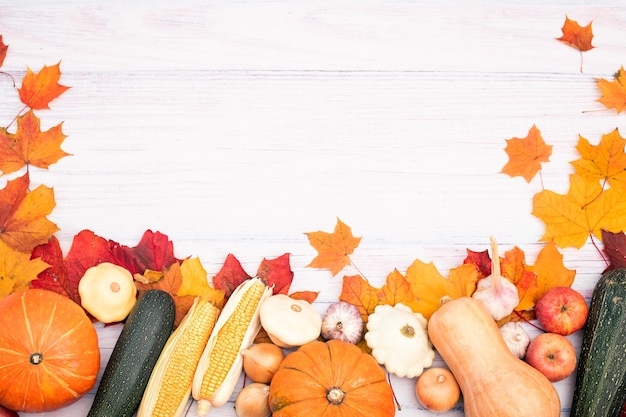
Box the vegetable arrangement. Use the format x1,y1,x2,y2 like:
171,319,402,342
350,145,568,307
0,14,626,417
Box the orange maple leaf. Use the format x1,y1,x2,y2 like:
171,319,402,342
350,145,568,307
0,110,70,175
529,241,575,302
532,173,626,248
571,129,626,190
501,125,552,183
500,246,538,312
556,16,594,52
0,35,7,68
135,261,196,327
339,274,380,323
596,66,626,114
18,62,70,110
305,218,361,276
377,268,419,310
0,173,58,253
556,16,594,72
405,261,479,319
0,239,50,299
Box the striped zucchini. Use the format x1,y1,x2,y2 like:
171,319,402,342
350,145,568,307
87,289,176,417
570,268,626,417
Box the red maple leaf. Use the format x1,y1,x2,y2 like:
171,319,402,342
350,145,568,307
0,35,8,68
256,253,294,295
212,252,294,300
463,248,491,278
109,230,177,275
29,236,69,298
601,229,626,272
213,254,252,299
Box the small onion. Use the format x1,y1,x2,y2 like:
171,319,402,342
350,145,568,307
242,343,285,384
415,367,461,412
235,383,271,417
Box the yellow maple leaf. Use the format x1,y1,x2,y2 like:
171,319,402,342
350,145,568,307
405,260,478,319
571,129,626,190
532,173,626,248
596,66,626,114
0,239,50,299
529,242,576,302
305,218,362,276
178,257,224,308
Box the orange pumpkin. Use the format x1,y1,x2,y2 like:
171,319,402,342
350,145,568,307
0,289,100,413
268,339,396,417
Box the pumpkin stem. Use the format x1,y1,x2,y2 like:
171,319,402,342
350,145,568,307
29,352,43,365
326,387,345,405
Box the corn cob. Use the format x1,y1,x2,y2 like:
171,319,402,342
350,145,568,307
137,296,220,417
192,277,272,416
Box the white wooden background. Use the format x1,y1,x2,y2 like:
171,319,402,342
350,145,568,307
2,1,626,416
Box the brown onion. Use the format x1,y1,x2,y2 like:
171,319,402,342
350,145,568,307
242,342,285,384
415,367,461,412
235,383,271,417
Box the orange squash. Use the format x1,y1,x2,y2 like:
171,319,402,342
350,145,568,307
0,289,100,413
428,297,560,417
268,339,395,417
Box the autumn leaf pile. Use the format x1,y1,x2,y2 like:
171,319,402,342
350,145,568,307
1,15,626,338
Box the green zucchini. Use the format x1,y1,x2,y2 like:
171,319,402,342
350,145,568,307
570,268,626,417
87,289,175,417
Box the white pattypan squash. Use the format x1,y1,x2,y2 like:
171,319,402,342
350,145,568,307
364,303,435,378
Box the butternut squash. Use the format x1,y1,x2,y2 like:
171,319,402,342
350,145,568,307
427,297,560,417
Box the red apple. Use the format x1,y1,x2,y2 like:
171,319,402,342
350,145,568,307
535,286,588,336
525,332,577,382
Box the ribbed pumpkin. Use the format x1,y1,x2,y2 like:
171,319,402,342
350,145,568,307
268,339,396,417
0,289,100,413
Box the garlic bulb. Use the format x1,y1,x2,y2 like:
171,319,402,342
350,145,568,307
499,321,531,359
472,236,520,321
321,301,363,344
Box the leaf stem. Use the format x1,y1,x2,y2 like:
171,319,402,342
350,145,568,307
589,233,609,267
350,258,368,282
513,310,544,332
386,372,402,411
0,70,16,88
5,103,28,130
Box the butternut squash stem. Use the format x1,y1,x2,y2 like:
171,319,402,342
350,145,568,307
489,235,501,291
386,372,402,411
